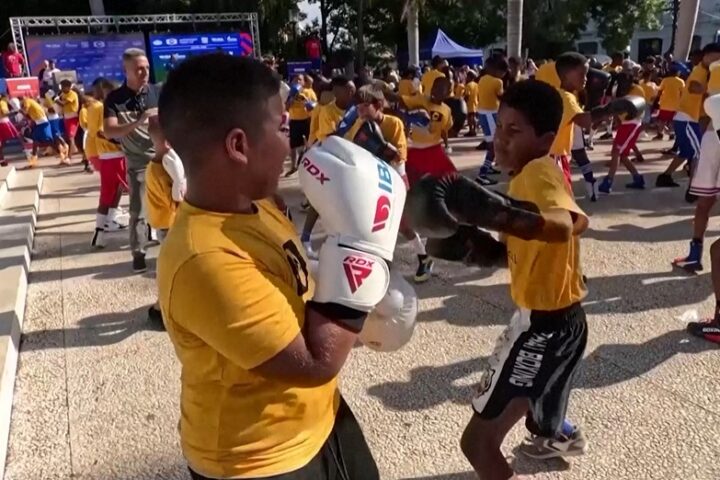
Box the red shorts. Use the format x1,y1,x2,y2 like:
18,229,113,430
613,122,643,156
0,120,18,142
99,155,127,207
64,117,79,140
88,156,100,171
406,144,457,186
657,109,675,122
551,154,572,187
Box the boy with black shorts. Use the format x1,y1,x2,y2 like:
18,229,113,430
285,74,317,176
458,80,589,479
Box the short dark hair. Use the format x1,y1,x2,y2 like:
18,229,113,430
330,75,350,87
59,79,72,88
431,55,443,68
500,79,562,136
702,42,720,55
486,54,509,72
555,52,588,78
159,54,280,162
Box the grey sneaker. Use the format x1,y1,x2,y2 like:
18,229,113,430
519,429,587,459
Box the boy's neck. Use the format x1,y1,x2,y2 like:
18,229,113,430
559,81,574,92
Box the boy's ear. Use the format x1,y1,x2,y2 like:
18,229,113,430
540,131,556,153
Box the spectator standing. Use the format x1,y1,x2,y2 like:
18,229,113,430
1,43,25,78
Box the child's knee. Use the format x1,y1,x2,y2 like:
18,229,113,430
710,239,720,260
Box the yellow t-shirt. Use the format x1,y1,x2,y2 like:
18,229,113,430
309,101,345,144
0,99,8,117
658,76,685,111
535,62,561,88
639,80,658,103
453,83,465,99
287,88,317,121
145,160,176,229
59,89,79,118
465,81,479,112
402,95,453,147
421,69,446,97
476,75,503,111
22,98,47,123
707,61,720,95
344,114,407,162
678,65,708,121
628,84,645,99
549,89,583,156
398,78,418,96
158,200,338,479
506,156,588,310
79,106,88,130
85,100,122,158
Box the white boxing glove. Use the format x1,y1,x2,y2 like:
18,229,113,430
300,136,406,318
359,271,418,352
705,94,720,131
162,148,186,202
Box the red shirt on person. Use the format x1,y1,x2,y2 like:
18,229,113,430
305,38,321,59
1,51,24,77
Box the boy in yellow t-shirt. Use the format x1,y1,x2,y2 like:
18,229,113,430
655,67,685,140
285,74,318,176
146,116,185,238
21,96,66,168
475,55,507,185
464,70,479,137
0,94,19,167
57,79,80,158
157,54,379,480
448,79,589,477
398,68,419,96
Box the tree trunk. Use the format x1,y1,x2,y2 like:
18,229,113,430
406,1,420,67
507,0,523,59
357,0,365,68
320,0,329,54
88,0,106,15
673,0,700,61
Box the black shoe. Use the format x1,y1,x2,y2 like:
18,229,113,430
599,132,613,140
132,254,147,273
475,141,488,151
655,173,679,188
687,319,720,344
685,188,698,204
475,175,498,186
0,160,7,167
414,255,434,284
147,306,165,330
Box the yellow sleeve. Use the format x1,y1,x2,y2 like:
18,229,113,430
316,106,339,142
522,160,588,234
495,78,504,98
563,92,584,126
383,116,407,162
70,91,79,111
169,253,302,370
79,108,88,129
402,94,426,110
308,107,321,145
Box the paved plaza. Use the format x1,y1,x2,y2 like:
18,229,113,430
4,136,720,480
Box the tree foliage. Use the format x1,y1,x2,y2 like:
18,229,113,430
589,0,666,54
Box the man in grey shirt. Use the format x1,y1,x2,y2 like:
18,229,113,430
103,48,162,322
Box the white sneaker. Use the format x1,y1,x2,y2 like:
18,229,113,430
108,208,129,228
91,228,106,249
303,241,318,260
104,219,127,232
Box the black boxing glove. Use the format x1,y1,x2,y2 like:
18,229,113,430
426,225,507,267
352,120,400,163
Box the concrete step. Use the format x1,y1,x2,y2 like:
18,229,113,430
0,168,43,480
0,167,16,208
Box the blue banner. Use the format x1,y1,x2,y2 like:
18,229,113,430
25,33,146,84
148,32,252,82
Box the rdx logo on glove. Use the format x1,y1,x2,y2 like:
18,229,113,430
301,157,330,184
372,162,393,232
343,255,374,293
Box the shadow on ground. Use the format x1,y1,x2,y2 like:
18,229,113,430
20,306,164,352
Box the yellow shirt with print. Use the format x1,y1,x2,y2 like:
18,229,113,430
402,95,453,147
344,113,407,162
678,65,708,121
708,61,720,95
287,87,317,121
398,78,418,96
421,69,445,97
60,89,79,118
549,89,583,156
506,156,588,311
309,101,345,145
476,75,503,111
22,98,47,123
145,160,176,230
465,81,479,112
658,76,684,111
158,200,338,479
535,62,561,88
85,100,122,158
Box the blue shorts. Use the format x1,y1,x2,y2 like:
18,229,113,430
49,118,64,139
477,111,498,141
32,122,54,144
673,120,702,161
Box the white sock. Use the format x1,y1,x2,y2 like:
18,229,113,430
95,213,107,229
410,234,426,256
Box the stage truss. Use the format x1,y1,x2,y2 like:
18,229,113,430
9,12,261,69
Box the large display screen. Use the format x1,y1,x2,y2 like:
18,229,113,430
148,32,253,82
25,33,146,84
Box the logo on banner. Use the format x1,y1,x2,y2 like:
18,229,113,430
166,38,178,46
93,41,105,48
343,256,374,293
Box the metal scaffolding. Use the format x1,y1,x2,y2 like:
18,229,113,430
9,12,261,69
